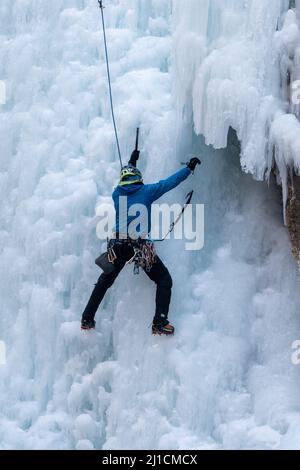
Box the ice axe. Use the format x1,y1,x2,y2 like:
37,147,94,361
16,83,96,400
135,127,140,152
129,127,140,167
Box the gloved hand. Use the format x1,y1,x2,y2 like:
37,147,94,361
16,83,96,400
187,157,201,172
128,150,140,167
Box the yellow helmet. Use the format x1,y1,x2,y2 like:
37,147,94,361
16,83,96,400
119,166,143,187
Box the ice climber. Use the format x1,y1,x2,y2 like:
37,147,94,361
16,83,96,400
81,150,201,336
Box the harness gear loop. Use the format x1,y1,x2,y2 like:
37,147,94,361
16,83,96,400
127,240,157,275
107,238,117,264
98,1,123,169
107,238,157,275
107,246,117,264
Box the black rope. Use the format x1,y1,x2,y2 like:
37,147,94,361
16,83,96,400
98,0,123,169
154,190,194,242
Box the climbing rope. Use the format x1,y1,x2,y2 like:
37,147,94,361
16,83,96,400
98,0,123,169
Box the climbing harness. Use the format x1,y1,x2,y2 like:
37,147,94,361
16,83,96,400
107,241,117,264
127,239,157,275
98,0,123,169
105,237,157,275
154,190,194,242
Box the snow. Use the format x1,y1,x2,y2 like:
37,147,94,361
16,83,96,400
0,0,300,451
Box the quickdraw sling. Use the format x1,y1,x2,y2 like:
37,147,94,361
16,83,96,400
107,238,157,275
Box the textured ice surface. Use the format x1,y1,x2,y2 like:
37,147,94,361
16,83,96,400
173,0,300,206
1,0,300,450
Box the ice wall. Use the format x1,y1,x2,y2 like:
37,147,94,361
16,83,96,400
1,0,300,451
173,0,300,208
0,0,175,449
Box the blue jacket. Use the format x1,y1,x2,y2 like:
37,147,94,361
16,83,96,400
112,167,191,237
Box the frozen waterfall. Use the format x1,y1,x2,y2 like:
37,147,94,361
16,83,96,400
0,0,300,450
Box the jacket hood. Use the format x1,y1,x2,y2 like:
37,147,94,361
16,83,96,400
114,184,144,196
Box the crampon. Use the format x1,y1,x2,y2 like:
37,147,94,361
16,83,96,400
152,323,175,336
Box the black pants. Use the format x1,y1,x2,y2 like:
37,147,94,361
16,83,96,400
82,243,173,325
